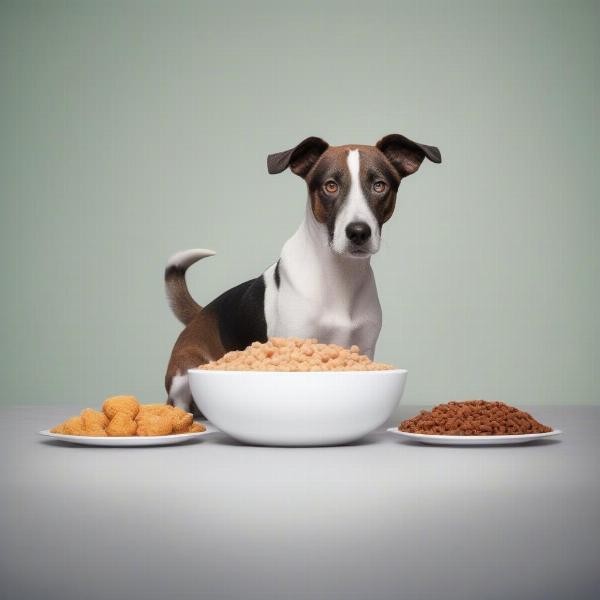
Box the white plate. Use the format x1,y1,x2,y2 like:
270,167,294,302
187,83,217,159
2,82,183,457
39,427,213,447
387,427,562,446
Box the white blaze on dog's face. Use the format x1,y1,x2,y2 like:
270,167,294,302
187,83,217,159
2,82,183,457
304,145,401,259
330,150,380,257
266,135,442,258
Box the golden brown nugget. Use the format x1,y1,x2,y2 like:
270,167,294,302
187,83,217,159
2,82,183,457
136,413,174,436
50,423,65,434
171,407,194,433
106,412,138,437
135,404,194,431
60,416,86,435
80,408,108,434
102,395,140,420
135,404,173,419
84,429,108,437
50,417,78,434
189,422,206,433
52,415,107,436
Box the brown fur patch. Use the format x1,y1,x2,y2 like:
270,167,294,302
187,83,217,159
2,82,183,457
165,308,226,393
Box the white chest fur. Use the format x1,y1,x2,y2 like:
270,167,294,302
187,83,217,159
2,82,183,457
263,202,382,358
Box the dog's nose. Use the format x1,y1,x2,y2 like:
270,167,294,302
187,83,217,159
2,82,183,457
345,222,371,246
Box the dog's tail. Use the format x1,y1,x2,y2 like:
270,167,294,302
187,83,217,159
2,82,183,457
165,249,216,325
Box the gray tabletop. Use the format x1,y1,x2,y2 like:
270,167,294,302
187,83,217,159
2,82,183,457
1,405,599,600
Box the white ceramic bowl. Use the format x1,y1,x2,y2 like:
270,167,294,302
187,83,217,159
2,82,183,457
188,368,407,446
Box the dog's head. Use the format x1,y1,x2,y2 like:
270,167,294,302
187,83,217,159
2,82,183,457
268,135,441,258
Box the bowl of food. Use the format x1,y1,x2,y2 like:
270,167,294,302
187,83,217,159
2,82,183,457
188,338,407,446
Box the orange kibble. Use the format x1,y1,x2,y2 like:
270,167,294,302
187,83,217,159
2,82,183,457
198,338,394,372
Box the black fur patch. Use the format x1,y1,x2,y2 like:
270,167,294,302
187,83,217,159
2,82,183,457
274,260,281,288
204,276,268,351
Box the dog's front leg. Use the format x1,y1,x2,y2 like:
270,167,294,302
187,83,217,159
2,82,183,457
167,371,193,411
166,348,217,419
353,318,382,361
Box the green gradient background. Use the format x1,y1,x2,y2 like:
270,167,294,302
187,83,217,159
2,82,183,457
1,0,598,408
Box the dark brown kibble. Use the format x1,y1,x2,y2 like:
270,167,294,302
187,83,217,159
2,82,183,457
399,400,552,436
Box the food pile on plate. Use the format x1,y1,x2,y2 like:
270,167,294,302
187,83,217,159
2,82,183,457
399,400,552,436
50,395,206,437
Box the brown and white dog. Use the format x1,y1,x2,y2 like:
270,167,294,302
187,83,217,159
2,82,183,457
165,134,441,414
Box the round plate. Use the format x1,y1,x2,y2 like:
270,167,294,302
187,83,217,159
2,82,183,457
387,427,562,446
39,427,213,447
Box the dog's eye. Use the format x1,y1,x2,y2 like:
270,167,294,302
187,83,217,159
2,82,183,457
373,181,387,193
323,180,338,194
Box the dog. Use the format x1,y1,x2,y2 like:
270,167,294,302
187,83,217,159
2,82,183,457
164,134,441,413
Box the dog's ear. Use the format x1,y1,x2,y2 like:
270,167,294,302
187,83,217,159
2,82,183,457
267,137,329,178
376,134,441,178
